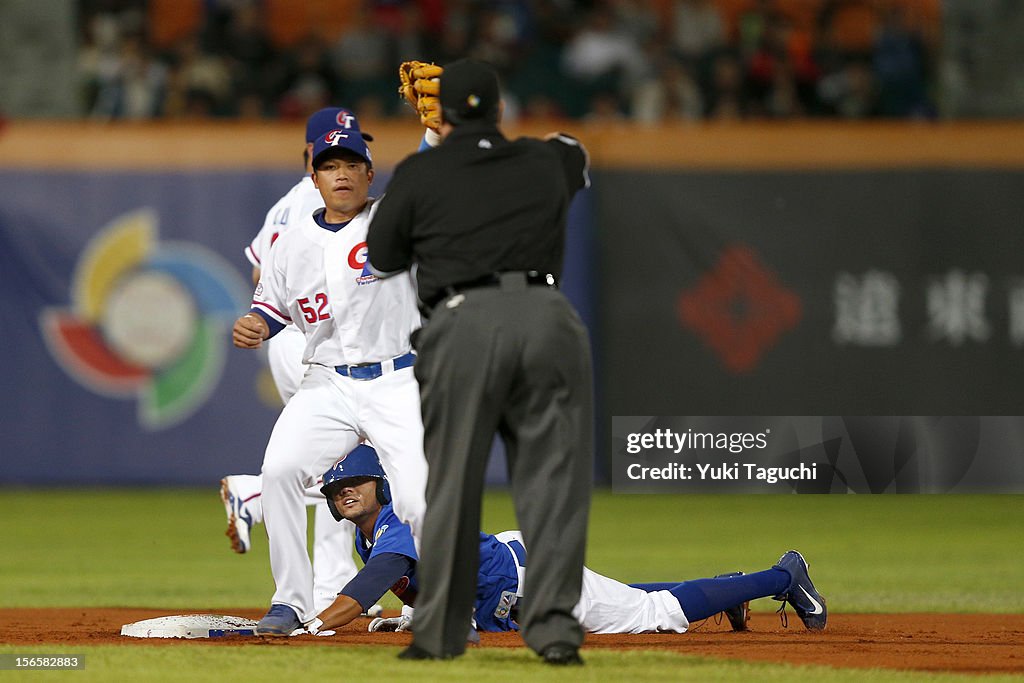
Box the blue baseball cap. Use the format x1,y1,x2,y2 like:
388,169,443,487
305,107,374,143
311,128,374,169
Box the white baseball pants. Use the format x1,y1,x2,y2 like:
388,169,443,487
261,363,427,622
496,531,689,634
263,325,358,612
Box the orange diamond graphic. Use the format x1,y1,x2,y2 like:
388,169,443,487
677,244,802,374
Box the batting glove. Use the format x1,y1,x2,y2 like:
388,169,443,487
304,618,335,636
367,614,412,633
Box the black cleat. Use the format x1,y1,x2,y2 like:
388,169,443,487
541,643,583,665
398,645,440,661
714,572,750,631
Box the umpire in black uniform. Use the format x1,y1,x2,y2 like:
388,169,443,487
367,59,593,664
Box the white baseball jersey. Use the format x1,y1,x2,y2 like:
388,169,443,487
245,176,324,269
252,199,422,367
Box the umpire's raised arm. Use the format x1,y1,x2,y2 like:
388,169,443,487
543,132,591,196
365,162,417,278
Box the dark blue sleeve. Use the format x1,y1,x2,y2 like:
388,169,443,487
249,307,285,339
339,552,415,610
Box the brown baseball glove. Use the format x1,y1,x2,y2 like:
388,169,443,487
398,61,444,131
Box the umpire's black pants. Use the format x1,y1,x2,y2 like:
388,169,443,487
410,282,593,657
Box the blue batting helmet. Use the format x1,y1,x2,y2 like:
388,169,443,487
321,444,391,521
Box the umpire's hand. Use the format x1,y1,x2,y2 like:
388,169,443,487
233,313,269,349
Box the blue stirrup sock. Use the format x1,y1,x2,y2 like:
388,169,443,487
631,568,790,622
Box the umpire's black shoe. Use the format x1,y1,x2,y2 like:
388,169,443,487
398,645,439,661
541,643,583,665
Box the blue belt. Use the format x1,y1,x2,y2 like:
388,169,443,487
335,352,415,380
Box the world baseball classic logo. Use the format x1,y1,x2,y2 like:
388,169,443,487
38,209,248,429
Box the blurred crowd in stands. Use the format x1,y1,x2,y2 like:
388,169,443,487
78,0,940,123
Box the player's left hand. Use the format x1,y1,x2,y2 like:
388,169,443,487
232,313,268,349
301,618,332,636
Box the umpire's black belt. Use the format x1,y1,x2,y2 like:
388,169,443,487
335,352,415,380
424,271,558,310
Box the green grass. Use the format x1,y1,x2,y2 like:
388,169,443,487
2,644,1021,683
1,490,1021,681
579,493,1024,613
1,490,1020,612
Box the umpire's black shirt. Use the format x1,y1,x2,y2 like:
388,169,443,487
366,122,589,307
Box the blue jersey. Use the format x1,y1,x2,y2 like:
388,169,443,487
474,533,523,632
354,504,523,631
354,503,420,605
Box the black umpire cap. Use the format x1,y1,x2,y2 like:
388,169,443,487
440,59,500,125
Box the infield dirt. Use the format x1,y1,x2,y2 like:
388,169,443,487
1,608,1021,675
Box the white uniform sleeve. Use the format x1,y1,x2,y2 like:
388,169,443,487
251,237,292,329
245,195,289,268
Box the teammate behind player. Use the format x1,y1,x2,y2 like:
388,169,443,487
231,110,428,637
306,449,827,639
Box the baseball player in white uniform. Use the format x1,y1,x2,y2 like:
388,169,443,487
220,108,373,616
231,114,429,636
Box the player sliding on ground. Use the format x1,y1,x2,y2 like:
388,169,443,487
303,445,827,637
